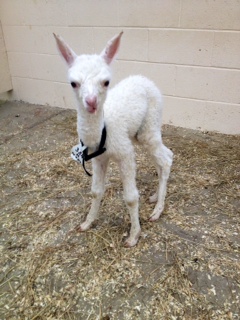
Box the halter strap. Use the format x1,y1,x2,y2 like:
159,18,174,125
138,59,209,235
80,126,107,176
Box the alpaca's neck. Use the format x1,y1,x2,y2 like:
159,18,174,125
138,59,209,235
77,107,104,150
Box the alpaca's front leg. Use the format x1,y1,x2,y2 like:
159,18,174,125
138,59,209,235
119,155,141,247
79,157,108,231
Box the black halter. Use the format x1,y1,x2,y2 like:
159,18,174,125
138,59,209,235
80,126,107,176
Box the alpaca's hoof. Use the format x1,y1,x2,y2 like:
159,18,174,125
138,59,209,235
77,221,91,232
124,231,141,248
124,238,138,248
149,214,159,222
149,207,163,222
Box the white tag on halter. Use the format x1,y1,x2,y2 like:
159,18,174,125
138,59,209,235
71,144,87,164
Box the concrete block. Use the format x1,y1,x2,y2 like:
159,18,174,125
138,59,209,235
163,96,240,134
13,77,55,106
54,82,76,109
149,29,214,66
202,101,240,134
0,23,5,52
30,53,67,82
67,0,118,27
118,0,180,27
7,53,68,103
0,0,68,26
0,51,12,93
180,0,240,30
9,77,19,100
3,26,50,54
176,66,240,104
212,32,240,69
8,52,33,78
163,96,206,130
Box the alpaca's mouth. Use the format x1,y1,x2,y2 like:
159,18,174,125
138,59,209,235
87,105,97,114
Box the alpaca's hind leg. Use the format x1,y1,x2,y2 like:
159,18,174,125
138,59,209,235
149,165,160,203
149,143,173,221
79,157,109,231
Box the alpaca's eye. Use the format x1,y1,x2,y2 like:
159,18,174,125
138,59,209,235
71,82,78,88
104,80,110,87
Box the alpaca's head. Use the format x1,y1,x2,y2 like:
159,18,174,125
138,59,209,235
54,32,123,114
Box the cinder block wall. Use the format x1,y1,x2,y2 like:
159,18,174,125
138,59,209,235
0,21,12,94
0,0,239,134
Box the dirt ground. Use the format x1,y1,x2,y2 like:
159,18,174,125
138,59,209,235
0,101,239,320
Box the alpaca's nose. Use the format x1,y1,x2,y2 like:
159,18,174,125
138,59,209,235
86,96,97,108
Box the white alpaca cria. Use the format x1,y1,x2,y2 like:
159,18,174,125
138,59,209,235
54,32,173,247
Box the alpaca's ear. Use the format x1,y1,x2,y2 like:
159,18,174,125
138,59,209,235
101,32,123,65
53,33,77,66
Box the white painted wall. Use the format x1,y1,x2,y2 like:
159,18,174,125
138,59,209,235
0,0,239,134
0,21,12,94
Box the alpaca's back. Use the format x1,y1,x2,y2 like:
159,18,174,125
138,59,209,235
104,75,163,146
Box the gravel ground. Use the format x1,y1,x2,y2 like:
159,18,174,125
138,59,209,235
0,101,239,320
